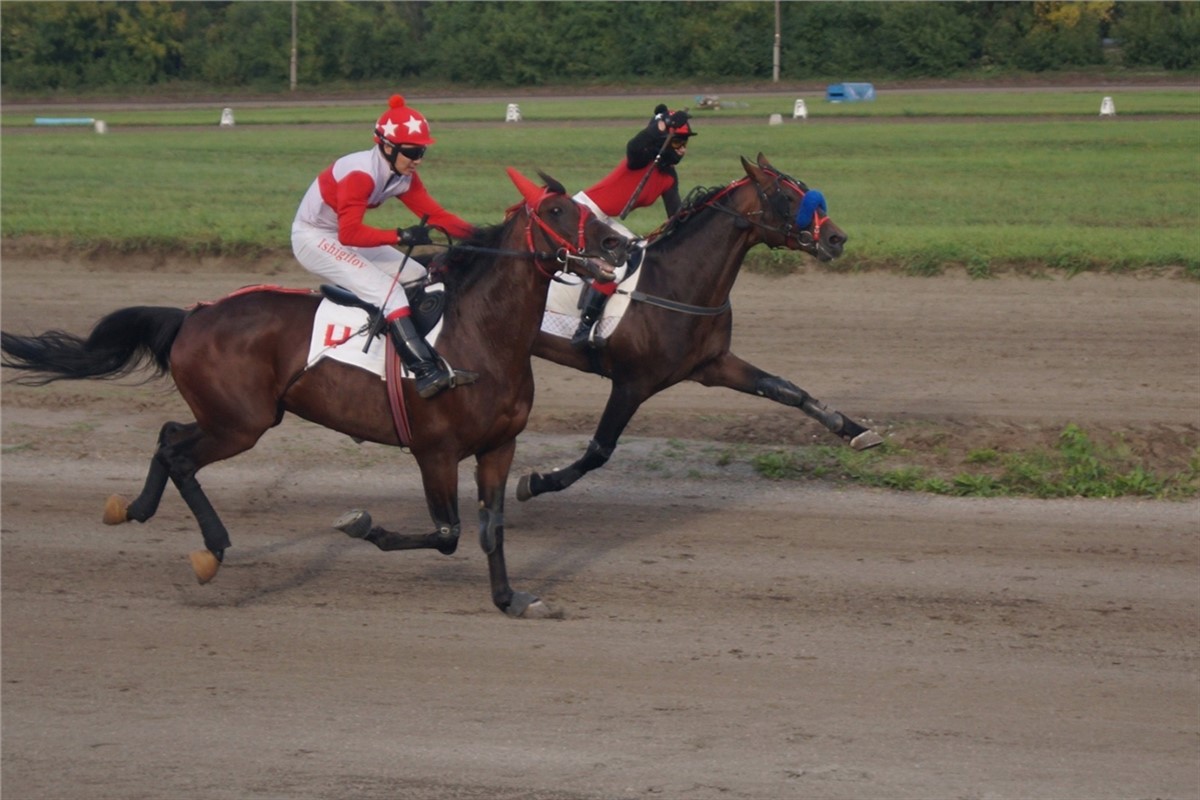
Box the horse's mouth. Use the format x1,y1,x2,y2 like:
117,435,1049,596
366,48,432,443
589,259,618,282
816,242,843,262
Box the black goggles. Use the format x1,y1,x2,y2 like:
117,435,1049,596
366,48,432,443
394,143,427,161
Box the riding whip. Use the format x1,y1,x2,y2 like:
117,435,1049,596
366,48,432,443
618,128,677,221
363,213,429,353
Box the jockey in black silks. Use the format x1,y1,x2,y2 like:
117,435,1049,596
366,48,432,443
568,103,695,348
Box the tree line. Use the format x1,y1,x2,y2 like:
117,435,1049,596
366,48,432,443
2,1,1196,93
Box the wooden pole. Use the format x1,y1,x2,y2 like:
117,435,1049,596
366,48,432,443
289,0,298,92
773,0,781,83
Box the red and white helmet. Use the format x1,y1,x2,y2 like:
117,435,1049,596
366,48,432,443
373,94,435,147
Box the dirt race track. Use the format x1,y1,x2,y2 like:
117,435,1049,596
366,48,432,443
2,255,1197,800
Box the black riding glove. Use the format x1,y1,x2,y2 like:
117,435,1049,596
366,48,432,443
397,225,433,247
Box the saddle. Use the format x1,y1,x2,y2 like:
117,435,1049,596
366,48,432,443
319,282,444,340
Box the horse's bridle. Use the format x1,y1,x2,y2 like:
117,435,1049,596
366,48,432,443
440,194,608,280
688,171,825,253
622,169,827,318
745,171,828,251
521,191,599,279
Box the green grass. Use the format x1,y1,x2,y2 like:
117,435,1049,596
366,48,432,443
749,424,1200,500
2,89,1198,273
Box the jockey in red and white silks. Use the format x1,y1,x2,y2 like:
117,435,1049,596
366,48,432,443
292,95,473,324
291,94,477,398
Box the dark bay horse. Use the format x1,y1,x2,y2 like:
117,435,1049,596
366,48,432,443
519,153,881,501
1,170,629,618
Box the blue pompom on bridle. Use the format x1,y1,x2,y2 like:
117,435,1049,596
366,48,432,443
795,189,827,228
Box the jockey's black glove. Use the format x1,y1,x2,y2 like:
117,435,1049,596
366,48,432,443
397,225,433,247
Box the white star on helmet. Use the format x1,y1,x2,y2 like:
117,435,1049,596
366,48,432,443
380,120,399,140
404,116,425,136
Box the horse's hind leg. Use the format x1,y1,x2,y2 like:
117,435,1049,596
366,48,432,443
108,420,249,584
163,421,250,582
104,422,185,525
693,352,883,449
103,451,168,525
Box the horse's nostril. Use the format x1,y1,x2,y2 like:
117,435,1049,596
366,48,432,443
604,236,622,252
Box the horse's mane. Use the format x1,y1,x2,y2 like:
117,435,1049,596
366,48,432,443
439,220,511,299
649,182,739,242
438,184,568,299
682,182,734,213
648,166,810,245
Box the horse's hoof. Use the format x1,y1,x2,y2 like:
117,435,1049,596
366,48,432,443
519,600,561,619
189,550,220,584
102,494,130,525
850,429,884,450
334,509,372,539
505,592,561,619
516,474,535,502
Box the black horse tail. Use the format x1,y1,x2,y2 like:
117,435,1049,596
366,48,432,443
1,306,186,386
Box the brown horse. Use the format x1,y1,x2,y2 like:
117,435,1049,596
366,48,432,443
1,170,630,618
519,153,881,501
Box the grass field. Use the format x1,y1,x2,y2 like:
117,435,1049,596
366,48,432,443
3,88,1197,275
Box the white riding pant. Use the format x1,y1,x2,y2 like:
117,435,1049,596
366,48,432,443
291,226,427,320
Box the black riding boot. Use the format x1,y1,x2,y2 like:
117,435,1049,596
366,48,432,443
571,286,610,349
389,316,475,399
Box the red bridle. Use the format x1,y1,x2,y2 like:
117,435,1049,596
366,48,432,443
518,190,595,278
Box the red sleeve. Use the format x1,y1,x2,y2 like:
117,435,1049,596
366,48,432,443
334,170,401,247
399,173,476,239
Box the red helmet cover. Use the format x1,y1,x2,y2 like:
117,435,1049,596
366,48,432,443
374,94,435,147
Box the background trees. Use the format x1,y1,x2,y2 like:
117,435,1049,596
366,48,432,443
1,1,1194,93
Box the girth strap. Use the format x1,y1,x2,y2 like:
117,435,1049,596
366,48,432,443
623,290,731,316
384,339,414,448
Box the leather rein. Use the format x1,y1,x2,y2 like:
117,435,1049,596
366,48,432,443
439,194,607,283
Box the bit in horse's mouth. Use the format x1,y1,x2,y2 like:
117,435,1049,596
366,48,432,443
590,260,617,281
817,244,841,263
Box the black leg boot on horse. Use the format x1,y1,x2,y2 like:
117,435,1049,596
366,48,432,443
571,284,610,349
389,315,477,399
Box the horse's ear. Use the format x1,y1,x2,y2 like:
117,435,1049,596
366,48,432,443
506,167,544,206
741,155,767,184
756,152,777,172
537,171,567,196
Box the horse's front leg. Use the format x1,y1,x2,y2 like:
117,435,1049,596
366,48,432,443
692,352,883,449
334,453,461,555
477,441,554,618
517,381,650,501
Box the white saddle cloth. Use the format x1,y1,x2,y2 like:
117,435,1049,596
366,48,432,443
306,286,446,379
